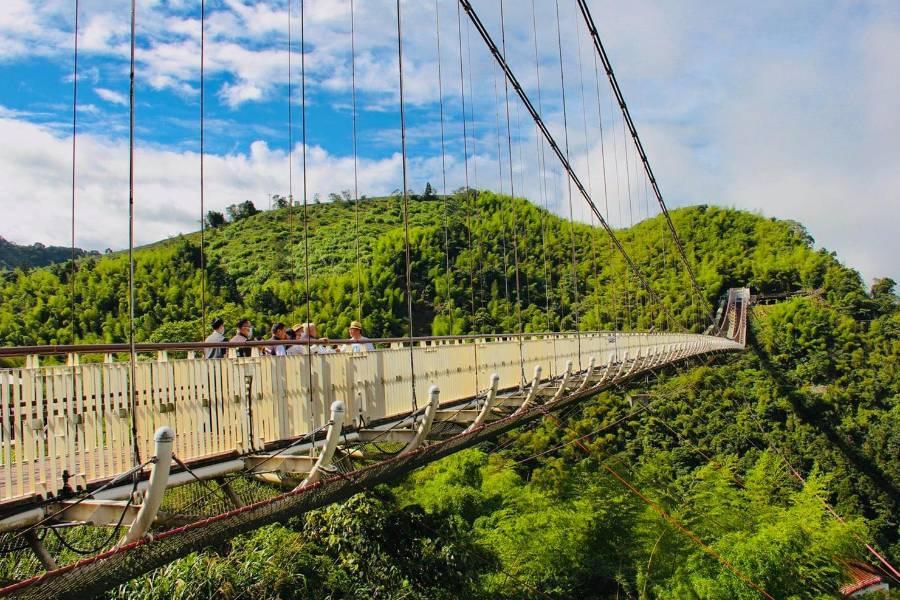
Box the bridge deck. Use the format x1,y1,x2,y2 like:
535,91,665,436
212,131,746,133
0,332,740,508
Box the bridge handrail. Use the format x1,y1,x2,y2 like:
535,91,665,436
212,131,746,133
0,330,653,359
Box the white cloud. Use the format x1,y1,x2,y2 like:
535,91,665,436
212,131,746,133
95,87,127,106
1,0,898,286
0,113,408,250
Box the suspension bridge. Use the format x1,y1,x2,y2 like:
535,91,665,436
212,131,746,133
0,0,797,597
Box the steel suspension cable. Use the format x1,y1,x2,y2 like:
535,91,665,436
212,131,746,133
127,0,141,467
350,0,362,321
462,16,484,308
301,0,315,418
574,10,602,330
620,109,634,331
434,0,453,332
395,0,418,411
455,2,475,326
287,0,296,302
457,0,681,333
575,0,711,324
498,0,525,384
591,37,616,332
455,0,478,390
199,0,207,330
745,410,900,584
530,0,552,337
554,0,582,367
489,61,511,307
537,410,776,600
70,0,79,346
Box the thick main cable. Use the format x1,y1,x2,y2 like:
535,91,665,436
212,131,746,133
575,0,710,323
457,0,671,322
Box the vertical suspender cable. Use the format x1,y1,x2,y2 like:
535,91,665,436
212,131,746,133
455,1,478,392
300,0,316,421
530,0,557,373
395,0,417,411
70,0,79,346
622,108,634,332
591,39,616,333
127,0,141,467
350,0,362,321
554,0,582,367
463,18,485,308
199,0,206,329
287,0,296,304
434,0,453,333
575,11,602,331
610,93,630,331
492,63,510,306
498,0,526,383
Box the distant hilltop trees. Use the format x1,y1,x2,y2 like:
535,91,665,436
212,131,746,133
205,184,443,230
0,236,99,271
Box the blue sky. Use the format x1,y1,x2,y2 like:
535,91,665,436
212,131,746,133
1,0,898,284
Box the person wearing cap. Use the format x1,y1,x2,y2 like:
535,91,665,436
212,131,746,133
204,317,226,359
340,320,374,353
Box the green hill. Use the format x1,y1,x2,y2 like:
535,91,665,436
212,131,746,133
0,191,897,598
0,191,869,347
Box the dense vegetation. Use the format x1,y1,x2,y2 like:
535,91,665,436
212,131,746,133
1,192,897,598
0,236,96,272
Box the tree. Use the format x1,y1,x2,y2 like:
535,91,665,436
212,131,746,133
272,195,290,210
225,200,259,222
423,182,436,199
870,277,897,316
205,210,226,228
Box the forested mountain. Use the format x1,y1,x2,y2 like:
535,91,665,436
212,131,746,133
0,236,97,272
0,191,859,347
0,192,897,598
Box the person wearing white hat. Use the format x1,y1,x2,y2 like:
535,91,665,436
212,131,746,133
340,320,374,353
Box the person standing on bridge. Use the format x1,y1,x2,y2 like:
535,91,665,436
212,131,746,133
204,317,227,359
266,322,288,356
230,318,253,357
340,320,375,353
287,322,329,355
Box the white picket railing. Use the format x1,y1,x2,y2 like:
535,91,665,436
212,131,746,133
0,331,740,504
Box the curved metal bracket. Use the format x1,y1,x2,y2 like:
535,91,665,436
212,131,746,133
514,365,543,415
465,374,500,433
401,386,440,455
575,356,595,393
550,361,572,403
299,401,345,488
120,427,173,546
